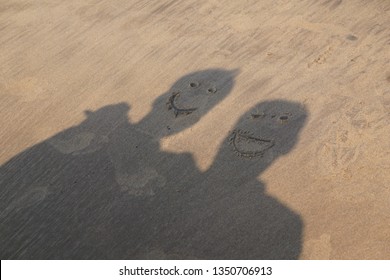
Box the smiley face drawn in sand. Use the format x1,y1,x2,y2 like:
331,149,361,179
140,69,238,137
229,101,306,159
167,80,220,117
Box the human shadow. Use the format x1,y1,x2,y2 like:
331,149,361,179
150,100,308,259
0,69,307,259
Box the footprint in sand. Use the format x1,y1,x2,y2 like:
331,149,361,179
115,168,166,196
1,186,49,218
48,132,109,155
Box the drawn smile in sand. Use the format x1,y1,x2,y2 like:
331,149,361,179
229,129,275,158
167,92,197,117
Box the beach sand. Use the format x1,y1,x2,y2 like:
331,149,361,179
0,0,389,259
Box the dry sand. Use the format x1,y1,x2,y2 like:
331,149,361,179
0,0,389,259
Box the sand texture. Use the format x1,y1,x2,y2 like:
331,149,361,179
0,0,389,259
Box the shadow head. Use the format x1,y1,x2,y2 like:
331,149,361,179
230,100,307,161
82,102,130,131
152,68,239,135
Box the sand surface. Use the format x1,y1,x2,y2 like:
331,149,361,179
0,0,389,259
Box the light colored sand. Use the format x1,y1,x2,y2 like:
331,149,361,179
0,0,389,259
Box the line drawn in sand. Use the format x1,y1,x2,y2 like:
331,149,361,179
315,97,389,178
308,46,334,67
167,92,197,117
229,129,275,158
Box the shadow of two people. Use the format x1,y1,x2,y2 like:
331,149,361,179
0,69,307,259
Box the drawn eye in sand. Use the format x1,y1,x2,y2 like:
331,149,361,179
251,111,290,122
229,129,275,158
189,81,199,88
279,115,289,123
207,86,217,93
